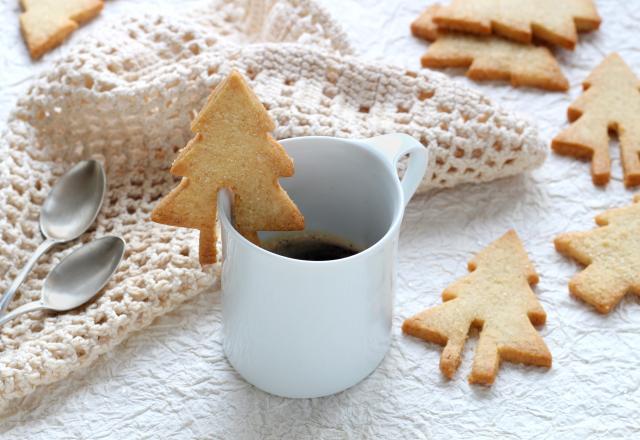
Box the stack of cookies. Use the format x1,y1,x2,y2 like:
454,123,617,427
411,0,601,91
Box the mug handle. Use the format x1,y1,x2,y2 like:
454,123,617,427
363,133,428,206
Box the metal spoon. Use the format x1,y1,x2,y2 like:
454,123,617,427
0,236,125,326
0,160,106,315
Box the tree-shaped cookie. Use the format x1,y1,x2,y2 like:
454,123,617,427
151,70,304,265
403,231,551,385
552,54,640,187
20,0,104,59
413,5,568,91
555,196,640,314
433,0,601,50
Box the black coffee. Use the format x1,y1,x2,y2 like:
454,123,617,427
263,233,361,261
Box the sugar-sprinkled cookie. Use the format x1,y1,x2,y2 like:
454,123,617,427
403,230,551,385
555,196,640,314
433,0,601,50
552,54,640,187
20,0,104,59
151,70,304,264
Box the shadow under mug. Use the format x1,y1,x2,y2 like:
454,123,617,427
219,133,427,398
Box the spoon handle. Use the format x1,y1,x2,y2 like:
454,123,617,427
0,238,57,315
0,301,47,326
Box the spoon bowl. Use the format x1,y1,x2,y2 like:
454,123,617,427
41,160,106,241
0,237,125,326
43,236,125,311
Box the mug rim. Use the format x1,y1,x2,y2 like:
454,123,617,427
218,135,406,265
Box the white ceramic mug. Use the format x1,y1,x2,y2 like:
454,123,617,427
219,133,427,398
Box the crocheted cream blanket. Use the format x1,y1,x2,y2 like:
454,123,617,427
0,0,546,404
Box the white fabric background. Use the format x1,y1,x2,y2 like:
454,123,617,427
1,0,639,438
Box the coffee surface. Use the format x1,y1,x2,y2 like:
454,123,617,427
263,233,362,261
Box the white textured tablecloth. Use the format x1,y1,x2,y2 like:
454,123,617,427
2,0,639,438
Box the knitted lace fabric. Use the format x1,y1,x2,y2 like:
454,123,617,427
0,0,546,403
